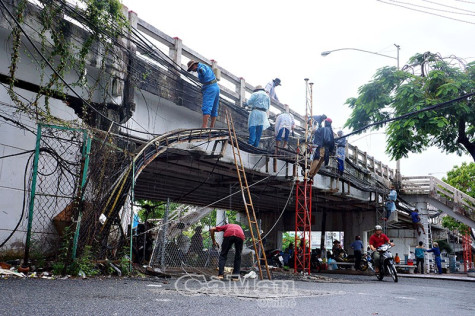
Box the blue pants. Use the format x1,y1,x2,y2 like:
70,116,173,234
276,128,290,141
435,256,442,274
201,84,220,117
249,125,263,147
337,158,344,175
386,201,396,219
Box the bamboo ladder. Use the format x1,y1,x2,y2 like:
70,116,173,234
224,109,272,280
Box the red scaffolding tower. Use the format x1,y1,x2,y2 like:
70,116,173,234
294,179,312,274
294,79,314,274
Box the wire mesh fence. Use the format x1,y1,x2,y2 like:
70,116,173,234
24,123,134,267
27,125,85,257
146,206,258,276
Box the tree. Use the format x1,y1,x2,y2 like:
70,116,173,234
443,162,475,199
281,231,295,251
136,200,177,222
442,216,470,235
345,52,475,161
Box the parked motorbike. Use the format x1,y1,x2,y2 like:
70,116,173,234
373,243,398,282
334,250,369,271
310,249,326,272
264,249,284,268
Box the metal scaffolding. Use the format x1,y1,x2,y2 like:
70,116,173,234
294,79,313,274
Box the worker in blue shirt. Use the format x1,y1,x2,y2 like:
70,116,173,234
427,242,442,274
335,130,347,177
350,235,364,270
384,186,397,220
245,85,270,147
187,60,220,128
411,208,426,236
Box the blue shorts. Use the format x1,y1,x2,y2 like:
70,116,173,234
201,84,220,117
276,128,290,141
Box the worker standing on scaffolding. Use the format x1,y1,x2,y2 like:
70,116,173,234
246,85,270,147
335,130,347,177
307,114,327,148
384,185,397,220
265,78,281,101
274,104,295,154
210,223,245,280
308,118,334,179
309,114,327,130
187,60,220,128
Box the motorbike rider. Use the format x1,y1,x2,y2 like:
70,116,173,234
369,225,395,273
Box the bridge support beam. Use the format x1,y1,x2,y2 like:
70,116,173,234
415,201,431,273
215,209,226,246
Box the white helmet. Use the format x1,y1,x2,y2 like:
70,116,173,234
375,225,382,230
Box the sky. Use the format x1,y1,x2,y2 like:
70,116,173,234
121,0,474,178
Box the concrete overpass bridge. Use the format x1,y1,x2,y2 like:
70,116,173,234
0,1,473,260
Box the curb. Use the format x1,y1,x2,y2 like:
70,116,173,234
398,274,475,282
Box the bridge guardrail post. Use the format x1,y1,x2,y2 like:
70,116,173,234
170,37,183,69
237,77,246,108
353,146,358,165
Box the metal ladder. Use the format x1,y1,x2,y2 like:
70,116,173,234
224,109,272,280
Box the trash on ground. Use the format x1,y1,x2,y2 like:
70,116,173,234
0,268,25,277
243,271,257,279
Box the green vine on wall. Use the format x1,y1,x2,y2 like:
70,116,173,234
6,0,128,126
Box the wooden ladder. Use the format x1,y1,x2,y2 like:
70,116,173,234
224,109,272,280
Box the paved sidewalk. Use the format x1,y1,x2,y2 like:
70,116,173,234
318,268,475,282
398,273,475,282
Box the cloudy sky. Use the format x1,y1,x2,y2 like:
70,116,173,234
122,0,474,178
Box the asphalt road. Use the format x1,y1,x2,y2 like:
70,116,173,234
1,274,474,316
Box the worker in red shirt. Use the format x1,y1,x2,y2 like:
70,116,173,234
369,225,394,273
210,223,245,279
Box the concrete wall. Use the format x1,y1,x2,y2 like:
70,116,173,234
0,87,81,254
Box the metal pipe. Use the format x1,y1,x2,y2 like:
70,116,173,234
129,161,136,272
160,198,170,269
72,132,92,259
23,124,42,268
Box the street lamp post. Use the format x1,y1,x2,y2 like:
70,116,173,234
321,44,400,69
322,44,402,185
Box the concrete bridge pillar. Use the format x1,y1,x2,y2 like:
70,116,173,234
416,201,431,272
215,209,226,246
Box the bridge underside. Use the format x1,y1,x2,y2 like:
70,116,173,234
134,146,381,214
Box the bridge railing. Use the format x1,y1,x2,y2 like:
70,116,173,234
401,176,475,214
345,143,394,180
136,18,305,129
135,16,396,181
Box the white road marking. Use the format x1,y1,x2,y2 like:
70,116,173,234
395,296,416,300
